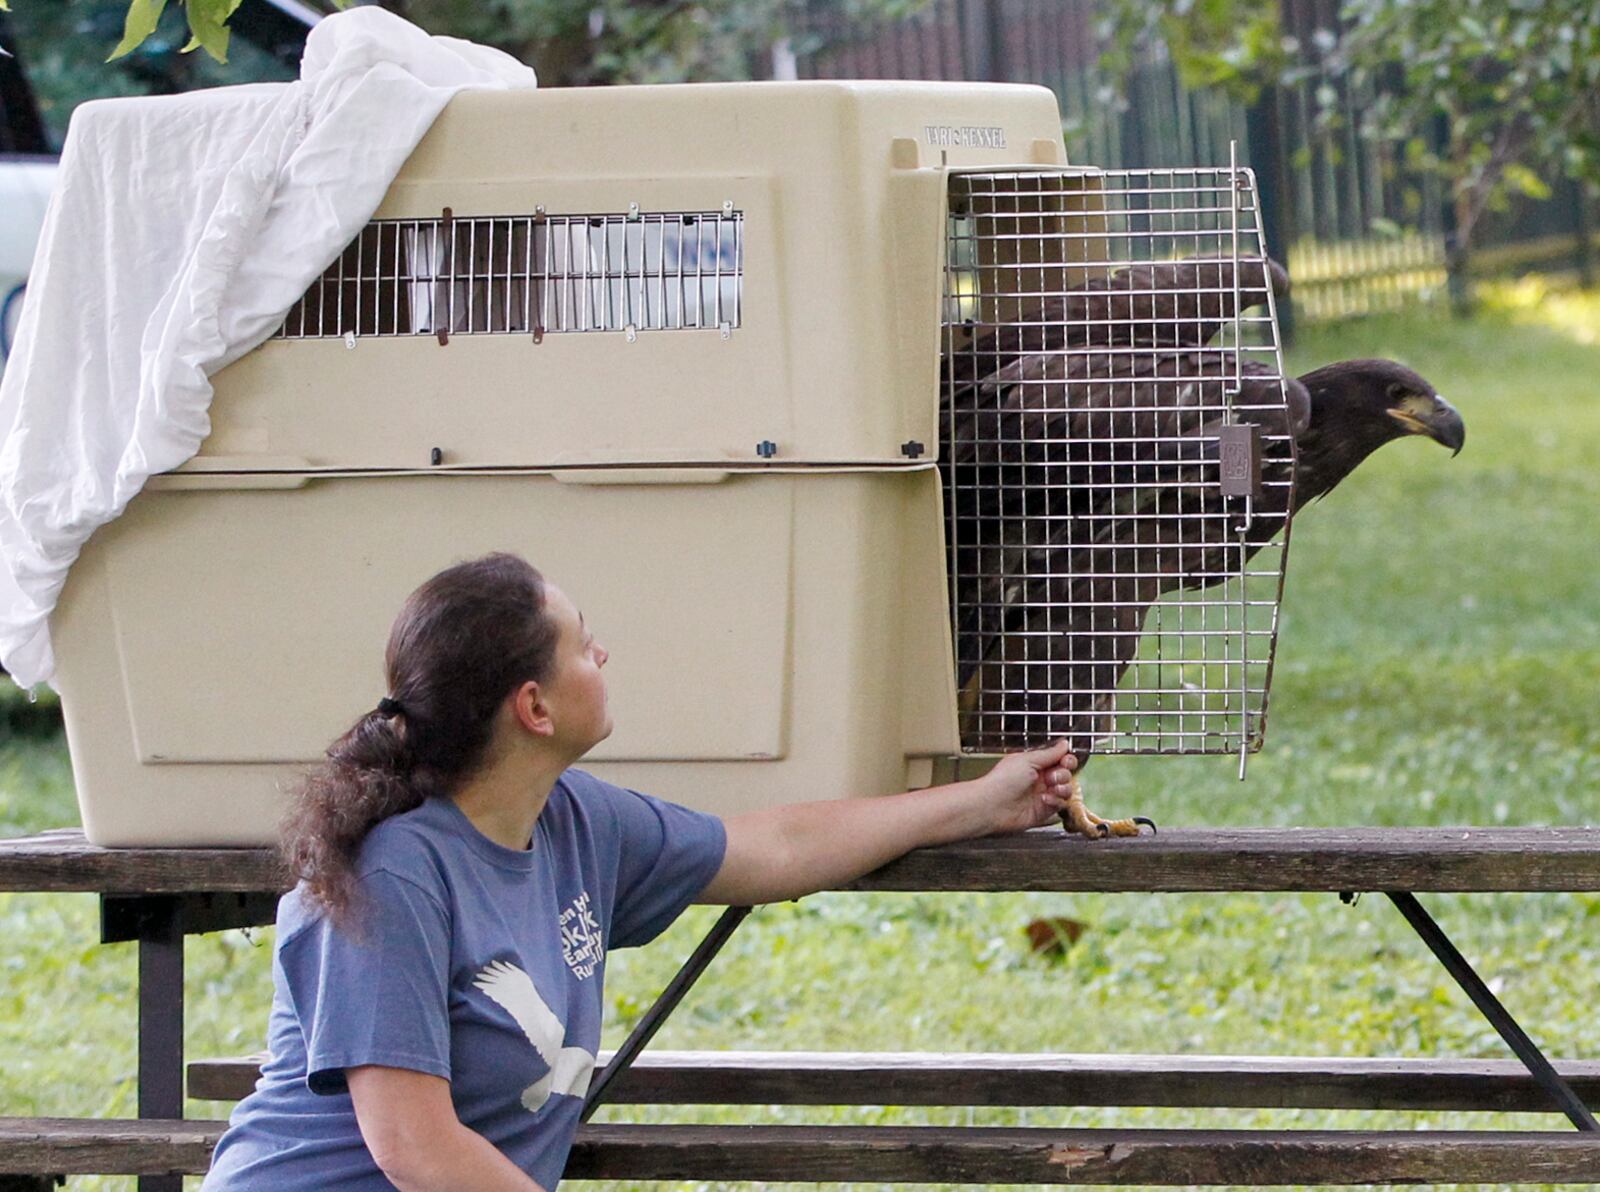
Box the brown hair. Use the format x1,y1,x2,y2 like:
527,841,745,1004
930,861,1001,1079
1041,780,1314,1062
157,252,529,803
279,552,562,925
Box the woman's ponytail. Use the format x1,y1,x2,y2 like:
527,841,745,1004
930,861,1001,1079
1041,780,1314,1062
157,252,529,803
279,708,424,925
278,553,560,927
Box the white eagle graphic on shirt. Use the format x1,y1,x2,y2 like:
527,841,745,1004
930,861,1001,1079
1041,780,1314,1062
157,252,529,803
471,960,596,1112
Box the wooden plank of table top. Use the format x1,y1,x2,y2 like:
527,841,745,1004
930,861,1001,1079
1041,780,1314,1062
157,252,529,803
565,1124,1600,1184
188,1050,1600,1114
5,826,1600,894
850,826,1600,893
0,829,289,894
0,1118,224,1175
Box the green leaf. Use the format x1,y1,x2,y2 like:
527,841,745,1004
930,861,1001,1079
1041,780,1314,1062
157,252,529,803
107,0,170,62
1504,162,1553,200
182,0,246,64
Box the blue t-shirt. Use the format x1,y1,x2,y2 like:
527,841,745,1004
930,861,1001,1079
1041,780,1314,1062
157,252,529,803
202,769,727,1190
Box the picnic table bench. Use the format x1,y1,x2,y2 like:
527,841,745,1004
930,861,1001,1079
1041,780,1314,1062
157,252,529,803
3,825,1600,1187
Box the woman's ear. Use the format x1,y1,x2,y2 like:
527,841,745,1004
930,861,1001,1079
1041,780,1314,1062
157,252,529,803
510,680,555,738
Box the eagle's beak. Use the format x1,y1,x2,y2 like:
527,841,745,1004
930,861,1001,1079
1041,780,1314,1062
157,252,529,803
1387,393,1465,457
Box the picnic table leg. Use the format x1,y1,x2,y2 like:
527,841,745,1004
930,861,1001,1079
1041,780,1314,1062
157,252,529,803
1384,890,1599,1132
140,900,185,1192
103,895,187,1192
581,905,753,1122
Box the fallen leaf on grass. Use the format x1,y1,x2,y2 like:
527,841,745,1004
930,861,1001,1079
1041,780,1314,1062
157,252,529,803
1025,917,1089,955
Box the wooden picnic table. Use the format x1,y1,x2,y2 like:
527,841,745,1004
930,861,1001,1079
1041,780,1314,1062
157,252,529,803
3,824,1600,1187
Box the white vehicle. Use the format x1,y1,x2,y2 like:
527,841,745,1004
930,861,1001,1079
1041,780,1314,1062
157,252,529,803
0,155,58,369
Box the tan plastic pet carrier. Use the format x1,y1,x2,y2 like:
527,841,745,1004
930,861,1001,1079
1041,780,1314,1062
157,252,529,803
53,81,1294,845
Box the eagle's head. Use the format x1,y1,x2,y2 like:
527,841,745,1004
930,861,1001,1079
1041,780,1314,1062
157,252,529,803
1292,358,1465,509
1303,358,1466,456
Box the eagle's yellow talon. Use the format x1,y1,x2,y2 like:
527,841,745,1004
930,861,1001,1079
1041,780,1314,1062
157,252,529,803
1058,788,1101,840
1058,784,1153,841
1097,817,1146,838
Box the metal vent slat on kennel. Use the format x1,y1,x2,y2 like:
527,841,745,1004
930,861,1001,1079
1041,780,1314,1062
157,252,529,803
940,164,1295,762
275,209,744,340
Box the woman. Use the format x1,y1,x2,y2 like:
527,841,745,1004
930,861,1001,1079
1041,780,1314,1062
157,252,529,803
202,552,1077,1191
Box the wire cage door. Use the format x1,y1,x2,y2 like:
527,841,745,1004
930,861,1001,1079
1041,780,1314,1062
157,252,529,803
940,162,1296,769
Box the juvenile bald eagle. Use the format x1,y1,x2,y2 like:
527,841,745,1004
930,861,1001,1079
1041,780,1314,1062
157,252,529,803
941,259,1465,838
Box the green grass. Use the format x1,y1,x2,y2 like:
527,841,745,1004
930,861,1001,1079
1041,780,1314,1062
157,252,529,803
2,285,1598,1190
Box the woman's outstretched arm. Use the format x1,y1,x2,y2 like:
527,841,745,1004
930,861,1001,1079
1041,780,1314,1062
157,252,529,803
698,740,1077,906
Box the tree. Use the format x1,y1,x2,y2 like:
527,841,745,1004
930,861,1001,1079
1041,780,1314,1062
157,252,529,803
1097,0,1600,299
0,0,303,64
1329,0,1599,289
379,0,811,86
6,0,934,158
3,0,929,85
2,0,300,147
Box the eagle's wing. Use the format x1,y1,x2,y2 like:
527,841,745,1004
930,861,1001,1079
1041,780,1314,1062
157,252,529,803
952,347,1219,752
949,344,1230,646
942,256,1289,403
942,254,1299,756
472,959,562,1064
951,354,1305,755
474,960,598,1110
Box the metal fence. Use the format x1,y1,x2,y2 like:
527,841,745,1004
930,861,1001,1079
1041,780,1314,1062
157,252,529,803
777,0,1594,328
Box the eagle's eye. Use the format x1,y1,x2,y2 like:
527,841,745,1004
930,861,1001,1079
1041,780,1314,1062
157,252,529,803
1385,383,1408,402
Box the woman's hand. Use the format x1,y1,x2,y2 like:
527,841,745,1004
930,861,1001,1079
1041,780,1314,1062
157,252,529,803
967,738,1079,836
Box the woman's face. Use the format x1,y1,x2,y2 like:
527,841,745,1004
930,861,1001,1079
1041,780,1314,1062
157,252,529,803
538,583,612,756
